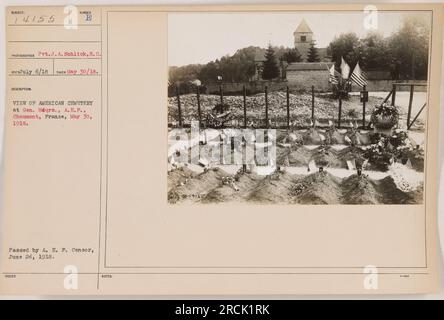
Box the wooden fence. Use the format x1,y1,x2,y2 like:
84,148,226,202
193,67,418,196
377,82,427,130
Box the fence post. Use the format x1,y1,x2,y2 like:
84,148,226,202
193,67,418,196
362,85,366,128
265,85,269,128
407,84,414,129
311,85,315,123
391,84,397,106
219,85,223,104
408,102,426,130
176,86,182,127
243,85,247,128
242,85,247,172
338,94,342,128
286,86,290,130
196,85,201,127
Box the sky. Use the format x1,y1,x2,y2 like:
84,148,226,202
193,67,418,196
168,11,431,67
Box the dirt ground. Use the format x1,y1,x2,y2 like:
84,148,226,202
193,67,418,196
168,168,423,205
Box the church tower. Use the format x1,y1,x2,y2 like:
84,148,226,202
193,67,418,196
293,19,313,62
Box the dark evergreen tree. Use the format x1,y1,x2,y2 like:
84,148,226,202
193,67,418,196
262,45,280,80
307,41,320,62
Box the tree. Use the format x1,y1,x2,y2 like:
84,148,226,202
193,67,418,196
307,41,320,62
388,15,430,80
196,46,259,83
281,48,301,63
261,44,280,80
355,32,391,71
223,47,257,81
198,61,220,83
327,33,360,68
326,16,430,80
169,64,203,84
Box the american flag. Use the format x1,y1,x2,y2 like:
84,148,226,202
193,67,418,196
329,64,340,85
350,62,368,87
340,57,350,80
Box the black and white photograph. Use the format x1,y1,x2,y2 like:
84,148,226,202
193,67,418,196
2,2,444,299
167,11,431,205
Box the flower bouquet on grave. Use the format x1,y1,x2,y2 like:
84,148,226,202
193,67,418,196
370,103,399,135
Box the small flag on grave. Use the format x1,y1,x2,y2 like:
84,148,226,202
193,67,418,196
350,62,368,87
329,64,339,84
340,57,350,79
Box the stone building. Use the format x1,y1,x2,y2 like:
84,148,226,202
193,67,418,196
286,62,334,91
293,19,330,62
